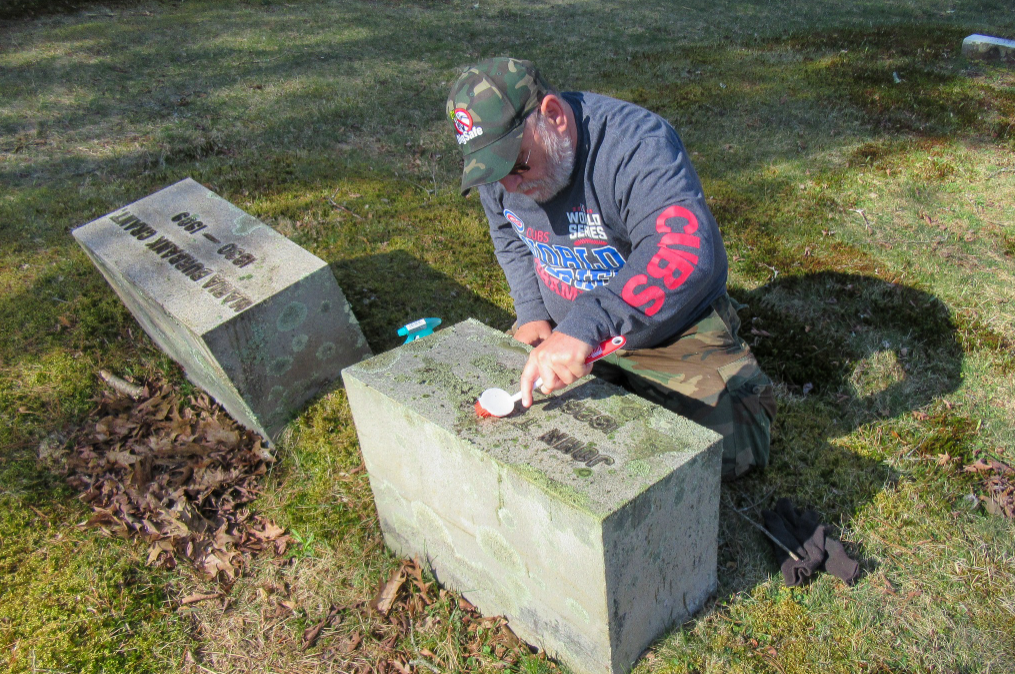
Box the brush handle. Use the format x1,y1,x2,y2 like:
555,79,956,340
511,377,543,403
585,335,626,362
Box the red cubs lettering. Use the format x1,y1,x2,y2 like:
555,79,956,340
526,227,549,243
660,232,700,249
621,275,666,316
647,247,698,290
655,204,699,234
622,205,703,316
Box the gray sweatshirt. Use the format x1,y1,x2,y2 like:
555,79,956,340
479,92,728,350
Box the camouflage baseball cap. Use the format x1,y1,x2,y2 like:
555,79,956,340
446,57,549,195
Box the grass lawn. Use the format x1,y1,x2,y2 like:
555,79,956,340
2,0,1014,672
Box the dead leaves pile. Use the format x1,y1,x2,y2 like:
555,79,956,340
962,458,1015,518
66,381,289,584
934,450,1015,518
303,559,538,673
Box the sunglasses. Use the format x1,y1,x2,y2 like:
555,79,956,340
509,148,532,176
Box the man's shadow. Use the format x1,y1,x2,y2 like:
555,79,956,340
329,250,514,353
709,271,963,595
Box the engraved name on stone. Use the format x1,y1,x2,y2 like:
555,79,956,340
108,207,257,313
538,428,615,467
508,398,620,467
545,397,620,434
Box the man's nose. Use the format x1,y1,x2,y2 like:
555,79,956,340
498,173,523,192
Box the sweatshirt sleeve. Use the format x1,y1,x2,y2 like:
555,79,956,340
555,135,728,349
479,186,552,327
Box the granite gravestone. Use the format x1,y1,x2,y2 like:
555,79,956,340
73,178,372,441
962,34,1015,62
342,319,722,674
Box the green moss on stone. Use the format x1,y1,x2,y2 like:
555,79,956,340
509,464,600,518
626,459,651,477
477,527,525,576
355,349,399,372
630,426,689,460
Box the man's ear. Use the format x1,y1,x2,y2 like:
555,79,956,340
539,95,569,135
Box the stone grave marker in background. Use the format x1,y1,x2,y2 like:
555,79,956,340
342,319,722,674
962,34,1015,62
73,178,372,442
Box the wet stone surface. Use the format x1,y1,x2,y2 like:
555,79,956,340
343,319,722,674
73,178,371,441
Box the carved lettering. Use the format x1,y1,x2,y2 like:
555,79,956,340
111,210,157,240
146,237,174,254
590,415,620,434
172,212,206,234
200,275,251,311
110,210,253,313
221,290,245,305
537,429,614,468
176,259,201,274
217,242,257,268
550,398,620,435
510,418,539,433
553,438,584,455
538,429,568,446
586,454,614,467
110,210,133,225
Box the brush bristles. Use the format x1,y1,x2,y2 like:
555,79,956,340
474,400,493,417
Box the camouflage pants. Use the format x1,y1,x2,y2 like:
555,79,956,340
593,293,777,480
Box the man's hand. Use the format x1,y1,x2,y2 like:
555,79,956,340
512,320,553,346
520,332,594,408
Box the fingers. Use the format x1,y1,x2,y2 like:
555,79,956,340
519,333,595,407
519,356,542,408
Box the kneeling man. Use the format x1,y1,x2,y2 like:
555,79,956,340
447,57,776,479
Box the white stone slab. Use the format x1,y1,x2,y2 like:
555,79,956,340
342,319,722,674
73,178,371,441
962,34,1015,62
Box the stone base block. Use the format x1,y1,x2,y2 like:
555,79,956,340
73,178,372,441
342,319,721,674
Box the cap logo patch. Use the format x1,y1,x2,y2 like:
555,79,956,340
453,108,484,145
453,108,474,134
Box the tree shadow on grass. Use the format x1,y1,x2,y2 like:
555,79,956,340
706,271,962,601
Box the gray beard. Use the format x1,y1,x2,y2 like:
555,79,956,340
518,114,576,203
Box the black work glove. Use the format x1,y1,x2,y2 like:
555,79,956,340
761,498,859,587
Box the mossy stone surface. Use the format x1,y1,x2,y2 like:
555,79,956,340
72,178,372,441
343,319,723,674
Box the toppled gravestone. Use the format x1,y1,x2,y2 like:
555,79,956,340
72,178,371,442
962,34,1015,62
342,319,722,674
